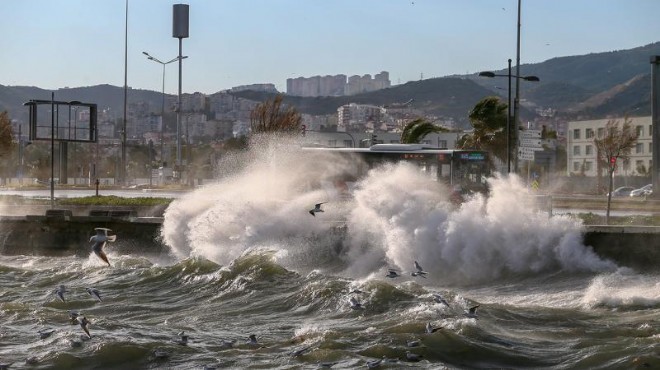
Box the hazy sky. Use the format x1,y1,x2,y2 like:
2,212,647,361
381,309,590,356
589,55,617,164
1,0,659,95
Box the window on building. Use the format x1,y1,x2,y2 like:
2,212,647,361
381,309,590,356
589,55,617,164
597,127,605,138
343,140,353,147
438,140,447,148
573,145,581,155
636,125,644,136
573,162,580,171
649,125,653,136
328,140,337,147
636,143,643,154
585,161,593,171
573,129,581,140
586,128,594,138
636,160,644,172
585,145,593,155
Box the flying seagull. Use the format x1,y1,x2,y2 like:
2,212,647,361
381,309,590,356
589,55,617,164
406,351,423,362
89,228,116,266
411,261,428,278
86,287,103,302
54,285,67,303
366,357,384,368
385,269,401,278
246,334,259,346
173,331,189,346
77,315,91,338
464,305,480,319
308,202,326,216
348,296,364,310
425,322,441,333
432,293,449,306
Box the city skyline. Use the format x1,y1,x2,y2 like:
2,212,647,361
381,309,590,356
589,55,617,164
1,0,659,95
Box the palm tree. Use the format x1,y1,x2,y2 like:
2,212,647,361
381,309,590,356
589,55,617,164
400,118,449,144
457,97,507,163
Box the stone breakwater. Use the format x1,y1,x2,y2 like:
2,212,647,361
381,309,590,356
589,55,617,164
0,215,658,271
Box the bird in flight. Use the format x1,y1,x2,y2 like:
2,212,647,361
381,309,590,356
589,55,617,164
464,305,480,319
309,202,326,216
54,285,67,302
86,287,103,302
385,269,401,278
90,228,116,266
411,260,428,278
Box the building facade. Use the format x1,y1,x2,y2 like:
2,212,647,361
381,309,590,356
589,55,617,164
566,116,653,176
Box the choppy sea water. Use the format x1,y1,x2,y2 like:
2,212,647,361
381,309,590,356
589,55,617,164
1,141,659,369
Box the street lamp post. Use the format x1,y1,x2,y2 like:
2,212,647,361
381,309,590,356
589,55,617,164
478,66,539,173
142,52,187,166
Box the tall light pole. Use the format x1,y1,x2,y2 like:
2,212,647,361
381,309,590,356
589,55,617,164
173,4,189,178
478,65,539,173
513,0,522,172
121,0,129,186
142,52,187,165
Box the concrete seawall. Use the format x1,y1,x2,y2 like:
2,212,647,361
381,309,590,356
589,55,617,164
0,215,166,257
0,216,658,271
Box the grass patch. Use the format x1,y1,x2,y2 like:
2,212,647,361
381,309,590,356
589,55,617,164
572,212,660,226
58,196,173,206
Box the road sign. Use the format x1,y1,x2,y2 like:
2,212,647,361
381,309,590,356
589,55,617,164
518,147,543,156
519,138,542,148
518,149,535,161
519,129,541,139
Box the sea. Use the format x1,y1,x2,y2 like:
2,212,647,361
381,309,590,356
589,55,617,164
1,140,658,369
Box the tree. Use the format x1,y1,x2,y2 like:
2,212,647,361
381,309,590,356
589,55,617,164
0,111,15,184
400,118,449,144
457,97,507,163
250,95,302,135
594,117,638,224
0,111,14,159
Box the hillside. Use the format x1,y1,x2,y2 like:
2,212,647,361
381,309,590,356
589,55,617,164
2,41,660,124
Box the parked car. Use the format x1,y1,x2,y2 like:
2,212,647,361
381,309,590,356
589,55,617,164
608,186,635,197
630,184,652,197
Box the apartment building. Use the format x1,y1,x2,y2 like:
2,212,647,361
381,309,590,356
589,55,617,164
566,116,653,176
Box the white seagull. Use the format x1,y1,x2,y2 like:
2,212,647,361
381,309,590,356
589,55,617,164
433,293,449,306
411,261,428,278
89,228,116,266
173,331,189,345
366,357,384,368
464,305,480,319
290,345,312,357
54,285,67,303
425,322,441,333
77,315,91,338
38,329,55,340
385,269,401,278
405,351,423,362
308,202,326,217
246,334,259,346
86,287,103,302
348,296,364,310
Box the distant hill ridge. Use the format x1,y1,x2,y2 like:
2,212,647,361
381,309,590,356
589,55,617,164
2,41,659,125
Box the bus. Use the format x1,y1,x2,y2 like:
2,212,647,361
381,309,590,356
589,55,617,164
301,143,490,199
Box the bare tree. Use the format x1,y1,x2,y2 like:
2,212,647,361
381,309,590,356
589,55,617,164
250,95,302,135
0,111,13,159
0,111,14,185
593,117,638,224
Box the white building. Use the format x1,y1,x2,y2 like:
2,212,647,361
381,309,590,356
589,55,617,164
566,116,653,176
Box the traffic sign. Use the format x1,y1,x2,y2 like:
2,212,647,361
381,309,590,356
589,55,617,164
518,149,535,161
519,129,541,139
519,138,542,148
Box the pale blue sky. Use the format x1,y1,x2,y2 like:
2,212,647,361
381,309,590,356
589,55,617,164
1,0,659,94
